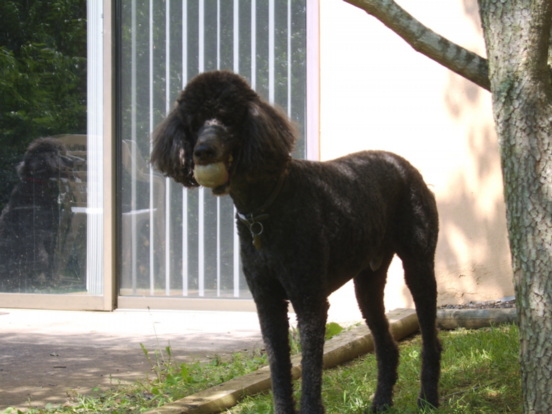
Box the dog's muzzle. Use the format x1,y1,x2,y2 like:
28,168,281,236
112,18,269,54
192,123,232,191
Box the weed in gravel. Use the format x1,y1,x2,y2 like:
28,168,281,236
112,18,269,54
2,347,268,414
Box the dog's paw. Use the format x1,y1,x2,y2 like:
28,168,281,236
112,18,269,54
369,403,392,413
417,395,439,411
369,394,393,413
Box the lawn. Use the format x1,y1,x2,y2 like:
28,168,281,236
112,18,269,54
2,324,521,414
229,324,521,413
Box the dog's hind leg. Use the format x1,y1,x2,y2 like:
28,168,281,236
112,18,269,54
397,188,441,409
292,298,329,414
253,286,297,414
402,256,441,410
354,255,398,412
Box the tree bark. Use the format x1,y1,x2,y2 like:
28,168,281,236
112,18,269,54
343,0,552,412
478,1,552,413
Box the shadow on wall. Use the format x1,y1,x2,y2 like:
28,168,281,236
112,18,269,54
393,2,513,308
325,0,514,317
435,28,513,304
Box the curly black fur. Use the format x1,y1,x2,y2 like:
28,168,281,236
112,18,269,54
152,71,441,413
0,137,76,291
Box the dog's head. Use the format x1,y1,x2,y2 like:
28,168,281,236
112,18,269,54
151,70,296,195
17,137,75,181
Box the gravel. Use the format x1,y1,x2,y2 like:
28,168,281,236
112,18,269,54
437,296,517,329
439,296,516,310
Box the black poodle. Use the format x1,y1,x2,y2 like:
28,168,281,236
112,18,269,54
0,137,76,291
151,70,441,413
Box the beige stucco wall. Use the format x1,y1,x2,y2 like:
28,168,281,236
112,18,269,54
318,0,514,323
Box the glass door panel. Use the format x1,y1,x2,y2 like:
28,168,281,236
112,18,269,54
0,0,108,308
117,0,308,300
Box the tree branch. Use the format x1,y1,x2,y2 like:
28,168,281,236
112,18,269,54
344,0,491,91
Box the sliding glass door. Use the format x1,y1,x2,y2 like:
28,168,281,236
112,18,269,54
117,0,308,303
0,0,113,309
0,0,313,310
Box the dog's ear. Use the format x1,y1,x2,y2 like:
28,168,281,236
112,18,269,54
237,100,296,177
15,161,26,179
150,106,198,187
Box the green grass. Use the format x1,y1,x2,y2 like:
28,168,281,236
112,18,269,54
1,324,521,414
228,324,521,413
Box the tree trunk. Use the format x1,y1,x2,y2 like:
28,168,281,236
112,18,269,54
478,1,552,413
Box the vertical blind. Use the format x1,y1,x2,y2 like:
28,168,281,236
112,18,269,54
118,0,307,298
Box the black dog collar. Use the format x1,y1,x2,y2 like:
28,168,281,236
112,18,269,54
236,172,286,250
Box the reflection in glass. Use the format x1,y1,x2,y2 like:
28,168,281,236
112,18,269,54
0,0,103,295
0,136,87,292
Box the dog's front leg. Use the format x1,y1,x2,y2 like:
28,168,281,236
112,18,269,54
295,299,329,414
254,292,297,414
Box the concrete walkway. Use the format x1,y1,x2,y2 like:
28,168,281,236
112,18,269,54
0,309,263,410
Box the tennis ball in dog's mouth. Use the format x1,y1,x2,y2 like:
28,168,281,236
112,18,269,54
193,162,229,188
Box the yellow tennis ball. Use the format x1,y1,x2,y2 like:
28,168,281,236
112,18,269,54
194,162,229,188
